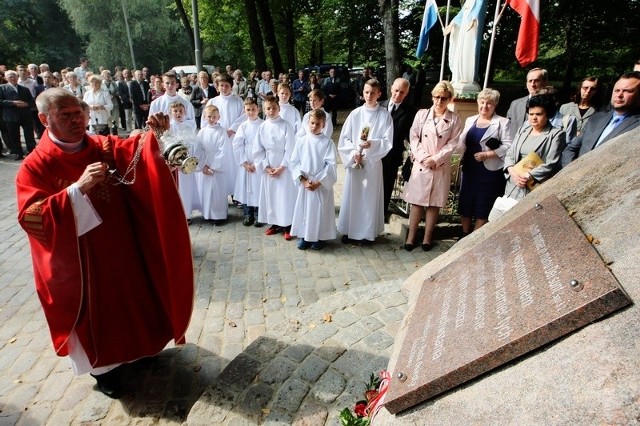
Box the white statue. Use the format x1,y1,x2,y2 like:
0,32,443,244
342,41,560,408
445,0,488,92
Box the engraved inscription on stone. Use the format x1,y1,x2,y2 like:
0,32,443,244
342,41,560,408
385,195,631,414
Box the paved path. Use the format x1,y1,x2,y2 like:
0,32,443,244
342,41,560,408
0,139,455,425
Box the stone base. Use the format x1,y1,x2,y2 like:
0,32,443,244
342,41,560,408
400,222,462,243
452,81,481,95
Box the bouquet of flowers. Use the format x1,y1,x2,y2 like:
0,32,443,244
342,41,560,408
338,372,382,425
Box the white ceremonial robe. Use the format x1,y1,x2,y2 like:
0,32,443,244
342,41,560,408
170,119,201,217
149,93,195,121
233,117,264,207
290,133,338,242
207,94,245,194
195,123,229,220
252,117,297,227
297,108,333,139
337,104,393,241
279,103,302,134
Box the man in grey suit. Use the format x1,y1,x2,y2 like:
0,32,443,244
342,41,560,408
0,70,36,160
506,68,548,140
561,72,640,167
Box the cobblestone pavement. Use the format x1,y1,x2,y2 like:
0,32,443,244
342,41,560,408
0,138,455,425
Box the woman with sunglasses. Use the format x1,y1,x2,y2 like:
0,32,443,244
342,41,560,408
402,80,462,251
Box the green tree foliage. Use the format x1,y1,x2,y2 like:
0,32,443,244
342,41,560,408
59,0,191,72
0,0,83,70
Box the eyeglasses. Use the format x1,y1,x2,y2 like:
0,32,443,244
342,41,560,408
432,96,449,101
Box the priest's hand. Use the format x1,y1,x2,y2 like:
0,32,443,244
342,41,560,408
146,113,170,133
77,162,108,194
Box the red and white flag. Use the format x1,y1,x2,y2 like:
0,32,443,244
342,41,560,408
508,0,540,67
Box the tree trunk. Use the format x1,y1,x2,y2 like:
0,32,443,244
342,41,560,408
379,0,401,96
174,0,195,62
244,0,268,71
255,0,284,74
561,4,575,95
280,2,297,71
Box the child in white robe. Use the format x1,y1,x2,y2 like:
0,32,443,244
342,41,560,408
337,79,394,244
169,101,200,220
297,89,333,139
277,83,302,134
195,105,228,224
290,109,338,250
252,96,297,240
207,74,245,196
233,98,264,226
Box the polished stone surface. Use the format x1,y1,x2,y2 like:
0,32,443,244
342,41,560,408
385,195,631,414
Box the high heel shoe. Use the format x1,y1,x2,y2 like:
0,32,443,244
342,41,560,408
422,242,432,252
403,241,416,251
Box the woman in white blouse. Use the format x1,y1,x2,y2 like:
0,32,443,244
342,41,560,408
83,75,113,133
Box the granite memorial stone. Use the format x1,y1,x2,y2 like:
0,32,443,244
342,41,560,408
384,195,631,414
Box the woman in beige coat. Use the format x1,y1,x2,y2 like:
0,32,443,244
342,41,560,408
402,81,462,251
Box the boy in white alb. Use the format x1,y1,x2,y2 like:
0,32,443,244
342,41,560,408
290,109,338,250
252,96,297,240
195,105,229,224
169,101,200,220
233,98,264,226
297,89,333,139
149,72,195,121
337,79,393,244
207,74,245,196
277,83,302,133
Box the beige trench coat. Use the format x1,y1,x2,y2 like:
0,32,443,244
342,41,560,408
402,108,462,207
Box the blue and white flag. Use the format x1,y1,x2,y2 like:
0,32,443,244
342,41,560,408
415,0,439,59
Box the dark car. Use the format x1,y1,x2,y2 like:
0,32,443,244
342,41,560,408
303,63,354,107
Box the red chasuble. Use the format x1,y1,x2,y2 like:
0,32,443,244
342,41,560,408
16,131,194,368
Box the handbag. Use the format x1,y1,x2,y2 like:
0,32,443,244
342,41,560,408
488,194,519,222
401,155,413,182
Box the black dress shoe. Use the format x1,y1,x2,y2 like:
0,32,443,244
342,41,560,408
403,243,415,251
422,243,433,252
91,369,122,399
341,235,352,244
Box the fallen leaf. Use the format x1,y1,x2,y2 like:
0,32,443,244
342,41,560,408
586,234,594,243
227,320,237,327
261,408,270,415
569,210,576,217
9,337,17,344
323,313,333,323
280,296,287,304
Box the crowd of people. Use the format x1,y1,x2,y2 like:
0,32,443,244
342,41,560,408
6,55,640,398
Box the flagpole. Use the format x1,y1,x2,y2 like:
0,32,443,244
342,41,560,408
439,0,452,81
483,0,508,88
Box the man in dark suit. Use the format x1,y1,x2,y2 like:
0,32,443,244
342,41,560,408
506,68,548,140
118,69,134,131
562,71,640,167
190,71,218,129
380,78,417,222
130,70,150,129
0,70,36,160
322,68,341,125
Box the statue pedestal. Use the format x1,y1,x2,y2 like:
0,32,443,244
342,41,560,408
448,99,477,123
452,81,481,95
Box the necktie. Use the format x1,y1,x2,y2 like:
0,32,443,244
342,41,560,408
595,115,623,148
390,104,397,114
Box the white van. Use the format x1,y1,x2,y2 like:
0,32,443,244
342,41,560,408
171,65,216,75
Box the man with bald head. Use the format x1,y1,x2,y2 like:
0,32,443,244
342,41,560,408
506,68,548,140
380,78,417,221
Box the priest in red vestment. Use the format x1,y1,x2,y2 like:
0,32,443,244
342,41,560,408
16,88,194,398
